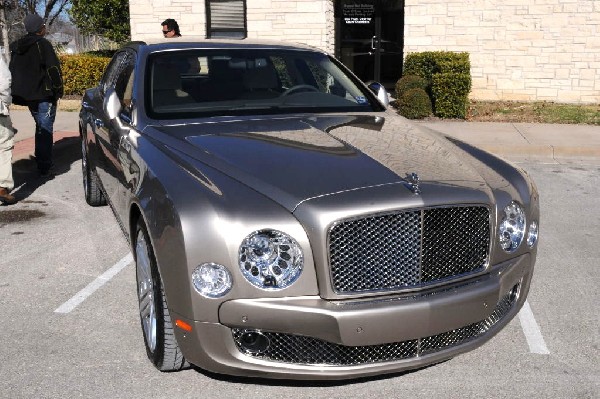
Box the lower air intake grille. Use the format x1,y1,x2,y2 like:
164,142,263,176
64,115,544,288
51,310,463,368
232,285,518,366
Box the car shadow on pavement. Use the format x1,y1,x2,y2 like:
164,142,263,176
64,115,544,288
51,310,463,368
10,136,81,202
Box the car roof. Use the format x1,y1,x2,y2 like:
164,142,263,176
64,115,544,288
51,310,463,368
125,37,324,54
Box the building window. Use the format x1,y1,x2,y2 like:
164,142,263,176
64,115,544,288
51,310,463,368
206,0,247,39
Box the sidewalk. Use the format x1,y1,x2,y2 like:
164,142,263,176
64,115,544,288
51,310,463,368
416,120,600,164
9,109,600,164
11,110,80,161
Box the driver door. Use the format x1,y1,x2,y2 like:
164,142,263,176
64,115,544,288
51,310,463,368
95,50,136,222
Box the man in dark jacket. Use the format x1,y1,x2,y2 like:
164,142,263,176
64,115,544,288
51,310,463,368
9,14,63,177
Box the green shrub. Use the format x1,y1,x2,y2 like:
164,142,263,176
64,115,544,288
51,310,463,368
403,52,439,86
436,52,470,74
397,88,432,119
402,51,471,119
404,51,470,79
432,72,471,119
60,55,111,96
395,74,428,99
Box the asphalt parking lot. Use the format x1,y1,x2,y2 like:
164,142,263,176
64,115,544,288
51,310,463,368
0,137,598,398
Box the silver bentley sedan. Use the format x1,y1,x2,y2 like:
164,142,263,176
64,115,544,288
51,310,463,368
79,38,539,379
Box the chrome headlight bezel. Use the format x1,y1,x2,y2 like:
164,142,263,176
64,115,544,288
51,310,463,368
239,229,303,290
499,201,526,253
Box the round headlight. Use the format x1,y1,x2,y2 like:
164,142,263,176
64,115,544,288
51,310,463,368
192,263,232,298
239,230,303,290
499,201,526,253
527,221,539,248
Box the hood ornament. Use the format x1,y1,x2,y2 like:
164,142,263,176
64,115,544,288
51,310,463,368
404,172,421,195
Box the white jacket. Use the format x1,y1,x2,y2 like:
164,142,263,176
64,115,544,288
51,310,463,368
0,55,11,116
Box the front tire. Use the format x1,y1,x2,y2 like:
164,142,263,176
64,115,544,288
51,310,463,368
134,219,188,371
81,134,106,206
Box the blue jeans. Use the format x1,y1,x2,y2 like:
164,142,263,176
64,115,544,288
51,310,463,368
28,101,57,172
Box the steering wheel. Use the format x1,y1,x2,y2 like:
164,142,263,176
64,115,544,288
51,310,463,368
281,84,319,96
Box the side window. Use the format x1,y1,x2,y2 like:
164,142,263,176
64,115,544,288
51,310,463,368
100,52,127,95
114,52,136,110
206,0,247,39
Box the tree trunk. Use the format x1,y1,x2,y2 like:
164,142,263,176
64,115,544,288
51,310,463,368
0,7,10,62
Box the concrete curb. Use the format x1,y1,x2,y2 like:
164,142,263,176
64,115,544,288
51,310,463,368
478,144,600,159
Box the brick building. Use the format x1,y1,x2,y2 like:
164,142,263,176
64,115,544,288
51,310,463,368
129,0,600,104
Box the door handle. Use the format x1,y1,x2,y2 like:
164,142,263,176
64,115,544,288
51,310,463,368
371,36,377,50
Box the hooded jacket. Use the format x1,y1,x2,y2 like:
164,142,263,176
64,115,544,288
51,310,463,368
9,34,63,105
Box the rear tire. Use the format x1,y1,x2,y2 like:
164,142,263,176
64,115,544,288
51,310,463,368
81,135,106,206
134,219,188,371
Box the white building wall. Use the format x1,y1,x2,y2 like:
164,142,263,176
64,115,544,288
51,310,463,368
246,0,334,53
129,0,599,103
128,0,206,42
128,0,334,53
404,0,600,103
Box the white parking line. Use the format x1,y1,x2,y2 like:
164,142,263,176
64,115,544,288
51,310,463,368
54,253,133,314
518,300,550,354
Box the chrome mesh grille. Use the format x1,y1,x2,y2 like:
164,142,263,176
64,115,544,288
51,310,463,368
232,286,517,366
329,206,490,293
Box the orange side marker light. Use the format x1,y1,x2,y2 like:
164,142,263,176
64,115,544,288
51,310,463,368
176,319,193,332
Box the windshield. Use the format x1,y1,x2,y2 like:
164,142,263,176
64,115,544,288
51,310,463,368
146,49,382,119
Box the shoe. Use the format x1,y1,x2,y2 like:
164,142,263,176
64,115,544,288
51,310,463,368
0,187,16,205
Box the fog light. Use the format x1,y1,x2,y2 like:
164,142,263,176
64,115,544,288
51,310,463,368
239,330,270,354
191,263,232,298
508,283,521,303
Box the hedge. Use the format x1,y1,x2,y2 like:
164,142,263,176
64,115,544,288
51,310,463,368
59,54,112,96
403,51,470,84
432,72,471,119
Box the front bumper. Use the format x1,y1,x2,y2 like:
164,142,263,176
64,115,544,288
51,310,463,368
174,254,533,379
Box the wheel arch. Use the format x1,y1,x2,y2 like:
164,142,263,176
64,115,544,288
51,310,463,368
128,186,194,323
129,202,143,248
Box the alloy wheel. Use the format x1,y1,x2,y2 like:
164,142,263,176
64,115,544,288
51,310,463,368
136,231,157,353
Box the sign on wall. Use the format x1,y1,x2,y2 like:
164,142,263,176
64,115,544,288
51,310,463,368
342,2,375,25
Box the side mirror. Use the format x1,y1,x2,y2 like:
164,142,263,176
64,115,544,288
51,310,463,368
367,81,390,107
103,88,128,132
104,88,122,120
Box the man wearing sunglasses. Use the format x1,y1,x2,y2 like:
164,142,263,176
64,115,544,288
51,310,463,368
161,19,181,38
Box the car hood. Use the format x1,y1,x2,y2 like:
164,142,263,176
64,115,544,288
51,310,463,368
150,113,493,211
